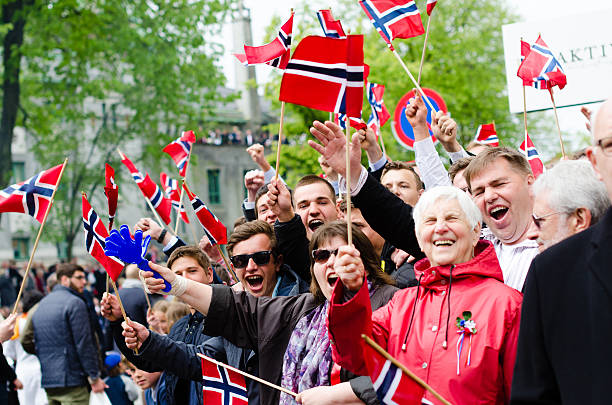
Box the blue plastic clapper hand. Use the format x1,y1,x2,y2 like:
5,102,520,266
104,224,172,292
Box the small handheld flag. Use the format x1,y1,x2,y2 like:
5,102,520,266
104,164,119,229
201,355,248,405
234,12,293,70
366,83,391,136
359,0,424,51
163,130,196,177
160,172,189,224
517,35,566,90
426,0,437,16
474,123,499,147
317,9,346,39
183,183,227,246
519,134,544,179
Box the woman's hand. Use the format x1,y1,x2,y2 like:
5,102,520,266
334,245,365,292
296,383,364,405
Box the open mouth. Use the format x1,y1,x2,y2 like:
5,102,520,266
327,274,338,287
308,219,324,232
433,240,455,247
245,275,264,289
489,206,509,221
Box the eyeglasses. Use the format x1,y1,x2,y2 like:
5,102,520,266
595,136,612,157
532,212,562,229
311,248,339,263
230,251,273,268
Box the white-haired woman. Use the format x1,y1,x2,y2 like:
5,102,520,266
329,186,522,404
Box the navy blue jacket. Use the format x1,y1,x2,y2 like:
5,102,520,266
32,285,101,388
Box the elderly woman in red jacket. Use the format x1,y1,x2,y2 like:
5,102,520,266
329,186,522,404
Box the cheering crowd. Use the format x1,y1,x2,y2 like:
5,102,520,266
0,96,610,405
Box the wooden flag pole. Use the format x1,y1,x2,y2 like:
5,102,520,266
215,245,239,285
391,49,437,113
345,115,353,245
378,129,387,159
174,143,195,234
12,158,68,315
108,278,138,354
522,84,528,150
273,101,286,183
361,335,451,405
548,88,566,159
417,15,432,85
197,353,297,397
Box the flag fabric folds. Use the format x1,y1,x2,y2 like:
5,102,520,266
183,183,227,245
104,164,119,227
363,343,425,404
317,9,346,39
201,356,248,405
280,35,365,117
426,0,437,16
163,130,196,177
519,134,545,179
160,172,189,224
366,82,391,136
517,35,567,90
234,13,293,70
359,0,425,50
474,123,499,147
119,150,172,225
0,163,64,223
82,194,124,282
335,113,367,131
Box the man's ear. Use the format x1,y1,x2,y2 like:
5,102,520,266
274,254,283,273
570,208,592,233
207,267,215,284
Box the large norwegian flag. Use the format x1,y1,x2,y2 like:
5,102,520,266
104,164,119,229
82,194,124,282
163,130,196,177
0,163,64,223
183,183,227,245
201,356,247,405
234,12,293,70
359,0,424,50
366,83,391,136
474,123,499,147
317,9,346,39
160,172,189,224
119,150,172,225
364,343,425,404
517,35,566,90
519,134,545,178
280,35,365,117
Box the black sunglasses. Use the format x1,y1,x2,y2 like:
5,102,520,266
230,251,273,268
311,248,339,263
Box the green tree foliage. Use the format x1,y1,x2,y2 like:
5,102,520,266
262,0,537,184
4,0,232,258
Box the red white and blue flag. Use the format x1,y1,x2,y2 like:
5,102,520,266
0,163,64,223
519,134,544,179
359,0,424,51
183,183,227,245
366,83,391,136
517,35,566,90
119,150,173,225
201,356,247,405
280,35,365,117
234,12,293,70
104,164,119,229
364,342,425,404
82,194,124,282
160,172,189,224
426,0,437,16
163,130,196,177
474,123,499,147
335,113,366,131
317,9,346,39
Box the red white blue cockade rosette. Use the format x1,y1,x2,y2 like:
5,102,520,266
455,311,477,375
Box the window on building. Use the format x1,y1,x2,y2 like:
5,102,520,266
11,162,25,183
12,237,29,260
208,169,221,204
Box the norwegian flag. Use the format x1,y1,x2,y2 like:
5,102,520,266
163,130,196,177
519,134,545,179
234,12,293,70
201,356,247,405
366,83,391,136
335,113,367,131
474,123,499,147
183,183,227,245
359,0,424,51
160,172,189,224
119,150,173,225
82,194,124,282
0,163,64,223
104,164,119,229
280,35,365,117
364,343,425,404
517,35,566,90
426,0,437,15
317,9,346,39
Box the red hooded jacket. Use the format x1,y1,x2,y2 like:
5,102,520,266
329,241,522,404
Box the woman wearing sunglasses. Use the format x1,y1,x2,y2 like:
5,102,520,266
136,221,396,405
328,186,523,404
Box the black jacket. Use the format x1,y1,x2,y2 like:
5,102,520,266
274,214,311,283
511,207,612,404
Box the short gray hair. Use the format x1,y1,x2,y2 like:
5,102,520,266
533,160,610,224
413,186,482,235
